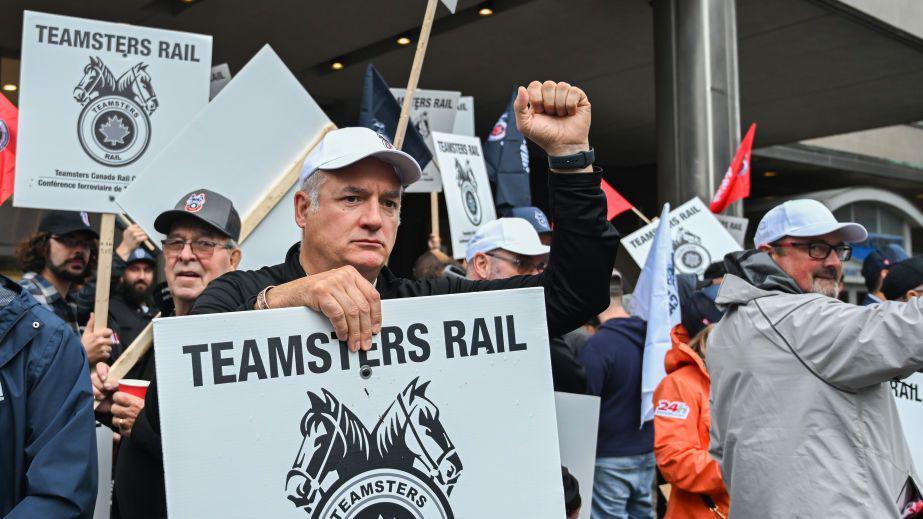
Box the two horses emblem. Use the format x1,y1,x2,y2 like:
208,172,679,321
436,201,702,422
73,56,158,167
285,378,462,518
455,158,482,226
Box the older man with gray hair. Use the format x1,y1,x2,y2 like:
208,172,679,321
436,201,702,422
709,199,923,518
192,80,619,368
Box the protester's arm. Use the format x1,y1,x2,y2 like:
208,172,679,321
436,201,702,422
129,378,163,457
653,374,726,495
7,321,97,518
776,297,923,391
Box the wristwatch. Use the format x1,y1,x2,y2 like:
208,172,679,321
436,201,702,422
548,148,595,170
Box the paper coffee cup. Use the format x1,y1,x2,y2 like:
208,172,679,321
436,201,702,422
118,379,150,400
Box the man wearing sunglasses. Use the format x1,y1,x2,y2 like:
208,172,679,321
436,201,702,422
463,217,585,393
708,199,923,517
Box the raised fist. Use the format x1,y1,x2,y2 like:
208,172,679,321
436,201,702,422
513,81,591,161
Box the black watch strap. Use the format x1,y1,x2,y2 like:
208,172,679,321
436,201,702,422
548,148,595,170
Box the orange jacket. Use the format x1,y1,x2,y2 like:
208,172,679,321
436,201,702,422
653,326,729,519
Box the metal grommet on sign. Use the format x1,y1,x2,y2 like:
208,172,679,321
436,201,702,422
32,321,40,329
359,365,373,379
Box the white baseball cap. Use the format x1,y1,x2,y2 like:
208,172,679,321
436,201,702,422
465,218,550,261
754,199,868,247
299,127,422,187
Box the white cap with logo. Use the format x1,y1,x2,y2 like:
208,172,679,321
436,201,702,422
465,217,551,261
754,199,868,247
299,127,423,187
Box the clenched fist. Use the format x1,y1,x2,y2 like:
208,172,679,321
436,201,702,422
514,80,592,168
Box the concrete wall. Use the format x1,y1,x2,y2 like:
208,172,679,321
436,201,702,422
839,0,923,39
802,124,923,169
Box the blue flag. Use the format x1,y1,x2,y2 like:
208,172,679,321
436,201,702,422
358,64,432,170
483,89,531,216
630,204,682,426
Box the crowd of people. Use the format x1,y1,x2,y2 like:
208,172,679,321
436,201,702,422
3,79,923,519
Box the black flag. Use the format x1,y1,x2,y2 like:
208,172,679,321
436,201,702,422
483,89,531,215
358,64,433,170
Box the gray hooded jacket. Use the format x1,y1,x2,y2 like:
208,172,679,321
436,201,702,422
709,250,923,518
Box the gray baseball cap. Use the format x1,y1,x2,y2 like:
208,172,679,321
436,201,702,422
154,189,241,241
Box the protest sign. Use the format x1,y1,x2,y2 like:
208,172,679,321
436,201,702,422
431,131,497,258
154,288,565,518
893,373,923,471
117,45,332,271
453,95,475,136
391,88,461,193
94,423,112,519
621,198,741,276
14,11,211,212
555,392,600,519
209,63,231,99
715,213,749,247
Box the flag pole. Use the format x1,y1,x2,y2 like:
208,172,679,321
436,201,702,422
393,0,440,239
631,206,652,225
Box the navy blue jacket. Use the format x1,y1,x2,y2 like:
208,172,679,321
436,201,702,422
578,316,653,457
0,275,97,518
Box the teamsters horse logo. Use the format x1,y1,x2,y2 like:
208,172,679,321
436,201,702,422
455,158,482,226
73,56,158,167
285,378,462,518
673,228,711,276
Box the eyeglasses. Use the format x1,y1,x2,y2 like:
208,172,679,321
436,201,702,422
161,238,233,259
52,235,95,249
485,252,547,273
772,241,852,261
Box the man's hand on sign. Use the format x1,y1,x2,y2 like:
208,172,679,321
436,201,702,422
112,391,145,438
91,362,118,414
514,80,592,172
115,223,151,260
82,313,113,365
263,265,381,353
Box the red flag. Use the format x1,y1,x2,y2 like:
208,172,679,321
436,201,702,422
0,92,17,206
709,123,756,214
601,179,633,220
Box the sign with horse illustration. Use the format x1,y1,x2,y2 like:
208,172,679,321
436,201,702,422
14,11,211,212
154,288,565,518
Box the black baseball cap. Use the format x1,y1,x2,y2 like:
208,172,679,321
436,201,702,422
881,257,923,300
861,244,909,282
38,210,99,239
681,290,725,338
126,247,158,266
154,189,241,241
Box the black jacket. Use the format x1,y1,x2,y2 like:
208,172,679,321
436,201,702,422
192,171,619,340
115,171,618,518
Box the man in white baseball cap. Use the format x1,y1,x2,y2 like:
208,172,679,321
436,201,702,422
707,198,923,517
192,80,620,373
465,217,550,279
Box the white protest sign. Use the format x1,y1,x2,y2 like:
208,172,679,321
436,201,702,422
391,88,461,193
117,45,332,271
14,11,211,212
453,96,475,136
209,63,231,100
155,288,565,518
621,198,741,276
893,373,923,471
714,214,749,247
440,0,458,14
555,392,600,519
431,131,498,259
94,423,112,519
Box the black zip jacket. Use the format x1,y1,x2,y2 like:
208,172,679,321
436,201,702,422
191,171,620,340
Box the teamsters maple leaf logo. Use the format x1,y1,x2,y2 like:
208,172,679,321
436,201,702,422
98,115,131,145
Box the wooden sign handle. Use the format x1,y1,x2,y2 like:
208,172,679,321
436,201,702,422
93,213,116,332
239,122,337,243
